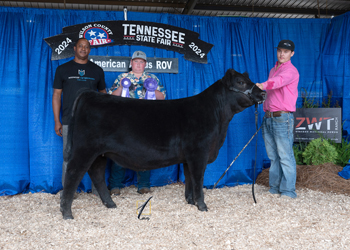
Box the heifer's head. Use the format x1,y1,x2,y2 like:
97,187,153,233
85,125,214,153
222,69,266,106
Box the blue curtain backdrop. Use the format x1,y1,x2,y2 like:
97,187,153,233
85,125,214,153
322,13,350,135
0,6,348,195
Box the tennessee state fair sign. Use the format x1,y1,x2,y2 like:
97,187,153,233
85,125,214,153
44,21,213,64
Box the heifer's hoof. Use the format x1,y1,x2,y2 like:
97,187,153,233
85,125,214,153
197,203,208,212
63,215,74,220
186,199,195,205
60,206,74,219
62,214,74,220
104,201,117,209
186,196,195,205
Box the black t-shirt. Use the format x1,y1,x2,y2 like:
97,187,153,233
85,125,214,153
53,60,106,125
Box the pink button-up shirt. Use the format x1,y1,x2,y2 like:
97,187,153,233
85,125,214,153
262,60,299,112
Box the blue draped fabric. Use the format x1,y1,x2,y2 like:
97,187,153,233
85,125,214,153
0,6,348,195
322,13,350,135
0,10,30,195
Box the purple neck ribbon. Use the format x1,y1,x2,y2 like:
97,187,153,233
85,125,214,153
144,78,157,100
121,78,132,98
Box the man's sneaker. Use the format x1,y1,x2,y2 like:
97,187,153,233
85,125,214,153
137,188,151,194
110,188,121,196
281,195,293,200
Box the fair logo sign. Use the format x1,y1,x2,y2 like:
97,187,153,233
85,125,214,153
294,108,342,143
44,21,213,64
82,25,113,45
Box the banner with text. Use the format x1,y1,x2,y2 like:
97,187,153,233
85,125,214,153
89,56,178,73
44,21,213,64
294,108,342,143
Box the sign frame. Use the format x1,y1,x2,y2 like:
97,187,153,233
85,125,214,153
293,108,342,143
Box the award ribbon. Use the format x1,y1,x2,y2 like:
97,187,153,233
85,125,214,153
144,78,157,100
121,78,132,98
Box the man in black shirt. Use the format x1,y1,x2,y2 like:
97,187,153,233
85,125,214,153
52,38,106,194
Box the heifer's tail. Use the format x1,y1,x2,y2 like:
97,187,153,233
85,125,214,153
63,88,92,162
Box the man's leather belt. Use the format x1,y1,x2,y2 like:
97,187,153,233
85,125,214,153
265,111,291,118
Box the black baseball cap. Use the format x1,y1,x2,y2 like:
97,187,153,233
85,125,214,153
276,40,295,51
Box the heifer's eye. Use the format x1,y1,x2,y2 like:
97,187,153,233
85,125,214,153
238,81,244,85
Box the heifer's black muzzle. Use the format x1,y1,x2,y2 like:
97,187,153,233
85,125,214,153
231,84,265,104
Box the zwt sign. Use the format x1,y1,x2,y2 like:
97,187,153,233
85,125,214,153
293,108,342,143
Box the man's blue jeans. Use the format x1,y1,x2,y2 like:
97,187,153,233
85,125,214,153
109,162,150,191
262,113,297,198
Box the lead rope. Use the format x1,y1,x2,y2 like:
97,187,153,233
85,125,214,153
252,103,259,203
213,104,261,204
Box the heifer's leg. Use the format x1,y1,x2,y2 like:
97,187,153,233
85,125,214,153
88,156,116,209
183,163,194,205
60,157,93,220
187,160,208,212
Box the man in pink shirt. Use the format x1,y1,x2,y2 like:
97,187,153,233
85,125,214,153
256,40,299,199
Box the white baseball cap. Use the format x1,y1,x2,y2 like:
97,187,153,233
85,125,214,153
131,51,147,61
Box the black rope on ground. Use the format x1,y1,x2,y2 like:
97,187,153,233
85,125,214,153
137,196,153,220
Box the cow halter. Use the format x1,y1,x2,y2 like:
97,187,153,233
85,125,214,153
231,84,263,103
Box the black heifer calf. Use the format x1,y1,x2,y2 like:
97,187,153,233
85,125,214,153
60,69,266,219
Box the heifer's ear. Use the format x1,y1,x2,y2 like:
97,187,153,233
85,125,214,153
243,72,249,78
222,69,236,89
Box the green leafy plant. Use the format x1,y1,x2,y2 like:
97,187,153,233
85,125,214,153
300,89,341,108
302,138,338,165
300,88,319,108
293,142,307,165
322,91,332,108
327,138,350,167
321,91,341,108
